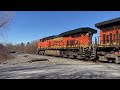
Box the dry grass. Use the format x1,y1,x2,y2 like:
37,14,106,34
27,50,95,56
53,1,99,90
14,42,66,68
0,44,14,63
5,40,38,54
24,40,38,54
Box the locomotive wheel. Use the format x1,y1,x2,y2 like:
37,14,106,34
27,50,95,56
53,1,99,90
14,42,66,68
42,51,45,55
85,56,90,61
62,51,68,58
63,54,68,58
85,51,91,61
41,51,45,55
39,51,42,55
115,57,120,64
115,60,120,64
77,55,82,60
69,55,74,59
37,51,39,54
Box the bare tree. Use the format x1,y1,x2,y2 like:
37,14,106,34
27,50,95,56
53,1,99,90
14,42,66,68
0,11,14,31
0,11,14,47
0,12,15,61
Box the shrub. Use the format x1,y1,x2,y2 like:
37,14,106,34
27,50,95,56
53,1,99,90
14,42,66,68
0,44,13,62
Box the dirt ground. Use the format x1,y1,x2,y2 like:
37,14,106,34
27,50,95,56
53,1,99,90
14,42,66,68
0,53,120,79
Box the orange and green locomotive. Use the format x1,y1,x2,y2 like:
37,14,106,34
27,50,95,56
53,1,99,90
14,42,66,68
37,27,97,60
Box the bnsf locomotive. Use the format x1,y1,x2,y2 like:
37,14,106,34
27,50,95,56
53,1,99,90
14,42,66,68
37,17,120,64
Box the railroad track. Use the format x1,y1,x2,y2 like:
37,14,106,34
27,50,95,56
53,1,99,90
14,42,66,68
37,54,116,65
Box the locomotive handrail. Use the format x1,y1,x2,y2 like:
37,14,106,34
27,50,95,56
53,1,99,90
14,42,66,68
93,34,120,48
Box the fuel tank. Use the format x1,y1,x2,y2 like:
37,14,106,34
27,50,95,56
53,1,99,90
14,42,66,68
45,50,61,56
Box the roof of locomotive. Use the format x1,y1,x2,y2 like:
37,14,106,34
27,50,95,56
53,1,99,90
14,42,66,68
95,17,120,28
41,35,58,41
58,27,97,37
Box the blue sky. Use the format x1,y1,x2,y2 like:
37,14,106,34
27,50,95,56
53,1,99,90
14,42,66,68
1,11,120,44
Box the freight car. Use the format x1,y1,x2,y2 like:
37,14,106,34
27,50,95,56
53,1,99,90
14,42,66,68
37,17,120,64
